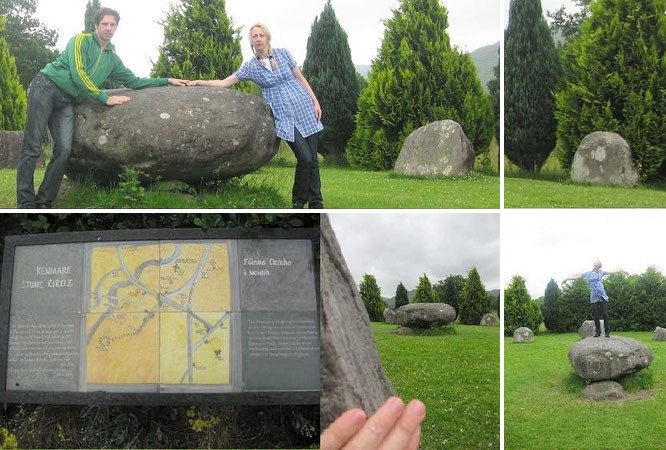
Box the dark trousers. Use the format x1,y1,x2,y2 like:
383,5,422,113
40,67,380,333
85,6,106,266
592,301,610,336
286,128,323,208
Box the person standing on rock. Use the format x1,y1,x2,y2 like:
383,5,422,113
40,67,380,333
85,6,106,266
563,260,618,337
187,22,324,209
16,7,188,209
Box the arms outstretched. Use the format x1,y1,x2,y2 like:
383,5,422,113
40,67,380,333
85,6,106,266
187,74,240,88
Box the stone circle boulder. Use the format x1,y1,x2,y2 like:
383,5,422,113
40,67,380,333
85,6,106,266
583,381,626,401
571,132,639,187
654,326,666,341
394,303,456,329
513,327,534,343
480,313,498,326
383,308,397,324
0,131,23,169
320,215,396,431
578,320,608,339
68,86,279,185
394,120,474,177
568,336,653,381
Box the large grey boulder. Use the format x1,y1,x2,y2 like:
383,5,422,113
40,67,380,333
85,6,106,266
568,336,653,381
513,327,534,343
480,313,498,326
583,381,626,401
68,86,279,185
320,215,396,431
654,326,666,341
578,320,607,338
571,132,639,187
394,303,456,329
383,308,398,324
394,120,474,177
0,131,23,169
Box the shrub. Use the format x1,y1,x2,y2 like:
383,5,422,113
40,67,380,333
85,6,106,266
504,275,543,335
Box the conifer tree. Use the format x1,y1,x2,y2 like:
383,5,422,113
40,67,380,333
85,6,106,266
555,0,666,180
359,274,384,322
0,16,27,130
303,0,359,164
84,0,101,32
459,267,489,325
412,274,436,303
504,0,560,172
151,0,243,83
435,274,465,316
542,278,561,332
347,0,493,170
394,281,409,309
504,275,543,336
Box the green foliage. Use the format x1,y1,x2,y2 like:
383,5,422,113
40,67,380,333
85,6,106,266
487,58,500,145
0,0,58,89
359,273,384,321
541,278,561,331
555,0,666,181
546,0,592,40
504,0,560,172
412,273,436,303
504,275,543,335
114,166,146,208
394,281,409,309
347,0,493,170
84,0,101,32
302,0,359,164
434,274,465,318
459,267,490,325
0,427,18,449
0,16,26,130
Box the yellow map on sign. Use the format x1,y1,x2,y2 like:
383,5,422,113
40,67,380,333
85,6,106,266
86,242,231,386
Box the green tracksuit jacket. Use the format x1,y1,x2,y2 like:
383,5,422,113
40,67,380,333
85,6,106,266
41,32,168,104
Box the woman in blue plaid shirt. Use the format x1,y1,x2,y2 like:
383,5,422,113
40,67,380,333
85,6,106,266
188,23,324,209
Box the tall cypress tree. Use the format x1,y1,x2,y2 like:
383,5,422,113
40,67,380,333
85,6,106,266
542,278,561,332
302,0,359,164
412,273,436,303
84,0,101,32
151,0,243,82
359,274,384,322
459,267,489,325
0,16,27,130
436,274,465,316
347,0,493,170
504,0,560,172
555,0,666,180
394,281,409,309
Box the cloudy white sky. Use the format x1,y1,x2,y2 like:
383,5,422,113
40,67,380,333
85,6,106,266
504,0,579,24
36,0,500,77
503,210,666,299
327,212,500,296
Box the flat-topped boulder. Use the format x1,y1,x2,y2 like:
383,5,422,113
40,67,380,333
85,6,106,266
578,320,608,339
68,86,279,185
394,303,456,329
568,336,653,381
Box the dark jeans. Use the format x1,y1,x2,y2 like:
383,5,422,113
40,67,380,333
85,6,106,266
286,128,323,208
17,73,75,208
592,301,610,336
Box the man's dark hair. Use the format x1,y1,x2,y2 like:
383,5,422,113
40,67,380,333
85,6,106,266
95,7,120,25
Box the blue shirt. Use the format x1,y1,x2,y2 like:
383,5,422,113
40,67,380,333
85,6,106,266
582,270,609,303
234,48,323,142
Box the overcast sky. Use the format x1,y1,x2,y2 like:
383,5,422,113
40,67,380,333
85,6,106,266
327,213,500,296
503,210,666,299
504,0,579,24
36,0,500,77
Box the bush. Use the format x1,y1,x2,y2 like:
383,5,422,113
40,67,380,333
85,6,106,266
504,275,543,335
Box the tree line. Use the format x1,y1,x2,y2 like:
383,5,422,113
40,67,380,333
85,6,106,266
360,267,499,325
0,0,498,171
504,0,665,181
504,267,666,336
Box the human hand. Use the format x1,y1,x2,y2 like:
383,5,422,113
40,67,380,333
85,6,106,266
321,397,425,450
314,101,323,121
106,95,131,106
186,80,204,86
168,78,189,86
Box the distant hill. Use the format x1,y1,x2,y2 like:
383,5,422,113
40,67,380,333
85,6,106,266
355,41,499,92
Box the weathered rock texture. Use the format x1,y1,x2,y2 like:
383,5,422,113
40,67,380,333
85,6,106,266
383,308,398,324
654,326,666,341
578,320,607,339
513,327,534,343
0,131,24,169
394,303,456,329
583,381,626,401
394,120,474,177
69,86,278,185
571,132,639,187
568,336,653,381
320,215,396,431
480,313,498,326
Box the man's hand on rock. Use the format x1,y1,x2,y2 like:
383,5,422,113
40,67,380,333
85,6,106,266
168,78,189,86
106,95,131,106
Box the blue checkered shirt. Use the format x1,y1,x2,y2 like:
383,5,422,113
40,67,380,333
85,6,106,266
234,48,323,142
582,270,609,303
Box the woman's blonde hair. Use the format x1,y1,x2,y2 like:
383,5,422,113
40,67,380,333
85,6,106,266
249,22,277,70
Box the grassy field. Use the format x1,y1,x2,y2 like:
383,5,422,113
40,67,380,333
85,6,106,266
504,331,664,449
372,322,500,449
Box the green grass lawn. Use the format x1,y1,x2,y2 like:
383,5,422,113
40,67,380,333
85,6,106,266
504,331,665,449
372,322,500,449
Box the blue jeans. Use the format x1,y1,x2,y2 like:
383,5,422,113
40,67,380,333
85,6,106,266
17,73,74,208
286,128,323,208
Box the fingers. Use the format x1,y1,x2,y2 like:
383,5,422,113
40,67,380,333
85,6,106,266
380,400,426,450
106,95,131,106
341,397,406,449
168,78,189,86
320,408,367,450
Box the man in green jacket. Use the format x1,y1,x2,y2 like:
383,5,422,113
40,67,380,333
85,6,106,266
17,7,188,208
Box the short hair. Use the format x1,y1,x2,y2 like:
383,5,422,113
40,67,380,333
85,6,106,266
95,7,120,25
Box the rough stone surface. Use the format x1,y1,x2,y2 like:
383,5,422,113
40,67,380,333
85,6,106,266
394,303,456,329
393,327,414,336
480,313,498,326
68,86,279,185
571,132,639,187
383,308,398,324
583,381,626,401
0,131,23,169
568,336,653,381
653,326,666,341
394,120,475,177
579,320,608,339
513,327,534,343
320,215,396,431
